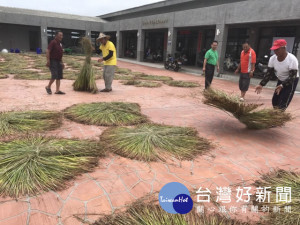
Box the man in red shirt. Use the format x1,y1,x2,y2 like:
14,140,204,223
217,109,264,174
45,30,65,94
235,41,256,101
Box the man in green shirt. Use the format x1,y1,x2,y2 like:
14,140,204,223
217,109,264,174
203,40,219,89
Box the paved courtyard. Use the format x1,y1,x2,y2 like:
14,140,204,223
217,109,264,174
0,59,299,225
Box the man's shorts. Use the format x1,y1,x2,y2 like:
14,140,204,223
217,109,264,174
239,73,250,92
50,59,63,80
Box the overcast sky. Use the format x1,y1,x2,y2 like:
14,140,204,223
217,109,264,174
0,0,165,16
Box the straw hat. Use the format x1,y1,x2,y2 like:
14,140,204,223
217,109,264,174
96,33,110,41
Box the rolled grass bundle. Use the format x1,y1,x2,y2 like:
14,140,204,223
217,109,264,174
0,111,62,138
164,80,200,88
93,200,250,225
64,102,148,126
0,136,104,198
101,124,211,161
202,88,292,129
73,37,98,93
253,169,300,225
121,80,162,88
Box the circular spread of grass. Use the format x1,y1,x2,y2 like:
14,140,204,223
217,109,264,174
14,73,49,80
93,200,250,225
0,136,104,198
203,88,292,129
64,102,148,126
115,67,132,75
136,74,173,81
253,170,300,225
101,124,211,161
0,74,8,79
121,80,162,88
0,111,62,138
164,80,200,88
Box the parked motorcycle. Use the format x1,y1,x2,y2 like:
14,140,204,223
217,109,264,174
164,55,181,72
223,55,239,71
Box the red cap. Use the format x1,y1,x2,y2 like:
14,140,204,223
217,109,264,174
270,39,287,50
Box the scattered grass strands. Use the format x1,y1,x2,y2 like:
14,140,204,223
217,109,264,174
164,80,200,87
101,124,211,161
121,80,162,88
0,111,62,138
114,74,135,80
73,37,98,93
93,199,250,225
253,169,300,225
202,88,292,129
64,102,148,126
0,136,104,198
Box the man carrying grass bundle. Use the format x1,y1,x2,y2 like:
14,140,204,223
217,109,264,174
255,39,299,110
45,30,65,95
97,33,117,92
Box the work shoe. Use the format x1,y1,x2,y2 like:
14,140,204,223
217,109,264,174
240,97,245,102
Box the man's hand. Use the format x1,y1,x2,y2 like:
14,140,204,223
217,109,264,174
61,63,65,70
217,66,219,73
234,69,239,74
275,84,283,95
46,61,50,67
255,85,263,94
98,58,104,63
249,71,254,78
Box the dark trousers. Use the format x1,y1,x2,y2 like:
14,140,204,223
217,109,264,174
205,63,215,89
272,78,299,110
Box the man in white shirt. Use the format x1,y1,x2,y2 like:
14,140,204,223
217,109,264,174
255,39,299,110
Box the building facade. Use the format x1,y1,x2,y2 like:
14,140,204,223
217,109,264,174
0,0,299,73
100,0,300,72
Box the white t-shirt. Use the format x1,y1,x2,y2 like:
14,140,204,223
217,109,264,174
268,53,299,81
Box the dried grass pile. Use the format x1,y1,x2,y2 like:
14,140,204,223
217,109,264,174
73,37,98,93
203,88,292,129
101,124,211,161
253,169,300,225
93,200,250,225
0,136,104,198
64,102,148,126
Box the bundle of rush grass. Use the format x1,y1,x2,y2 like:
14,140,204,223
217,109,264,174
101,123,211,161
64,102,148,126
73,37,98,93
202,88,292,129
0,110,62,139
93,199,251,225
0,136,105,198
253,169,300,225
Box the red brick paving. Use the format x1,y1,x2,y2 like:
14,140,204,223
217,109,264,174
0,58,299,224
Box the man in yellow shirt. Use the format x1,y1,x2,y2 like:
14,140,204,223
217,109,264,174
97,33,117,92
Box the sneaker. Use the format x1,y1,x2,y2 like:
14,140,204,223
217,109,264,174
240,97,245,102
